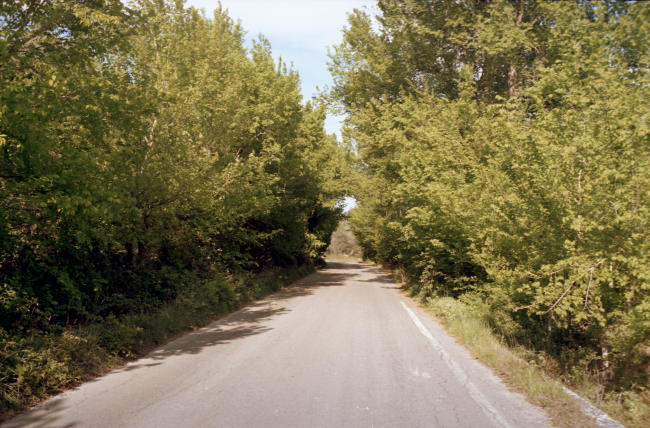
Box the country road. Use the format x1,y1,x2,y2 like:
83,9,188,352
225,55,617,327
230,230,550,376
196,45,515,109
3,261,551,428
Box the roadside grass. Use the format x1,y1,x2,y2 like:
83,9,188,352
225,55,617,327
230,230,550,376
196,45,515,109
584,383,648,428
419,295,594,428
420,293,648,428
389,268,646,428
434,297,648,428
0,264,314,421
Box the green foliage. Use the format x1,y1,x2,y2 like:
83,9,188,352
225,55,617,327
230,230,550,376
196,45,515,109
331,0,649,407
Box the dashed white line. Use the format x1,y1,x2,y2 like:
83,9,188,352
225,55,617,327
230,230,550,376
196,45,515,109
400,301,512,428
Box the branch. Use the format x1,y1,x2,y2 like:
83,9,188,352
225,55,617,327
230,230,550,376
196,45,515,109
139,118,157,174
584,259,605,309
541,281,575,315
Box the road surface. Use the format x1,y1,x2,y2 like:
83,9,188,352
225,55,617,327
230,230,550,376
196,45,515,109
3,261,551,428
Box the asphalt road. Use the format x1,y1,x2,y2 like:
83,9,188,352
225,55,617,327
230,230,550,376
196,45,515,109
3,261,551,428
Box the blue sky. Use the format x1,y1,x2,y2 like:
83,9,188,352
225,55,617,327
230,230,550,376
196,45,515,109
186,0,376,137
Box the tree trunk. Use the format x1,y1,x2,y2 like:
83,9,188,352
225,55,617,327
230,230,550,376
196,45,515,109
508,0,525,99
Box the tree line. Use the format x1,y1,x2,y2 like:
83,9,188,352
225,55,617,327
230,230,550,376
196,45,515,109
330,0,648,395
0,0,348,335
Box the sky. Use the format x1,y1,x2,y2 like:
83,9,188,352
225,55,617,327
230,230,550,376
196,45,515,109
186,0,377,137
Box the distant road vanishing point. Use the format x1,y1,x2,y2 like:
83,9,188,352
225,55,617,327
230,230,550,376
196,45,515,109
3,261,551,428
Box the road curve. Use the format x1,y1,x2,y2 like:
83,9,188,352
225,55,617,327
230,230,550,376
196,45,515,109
3,261,551,428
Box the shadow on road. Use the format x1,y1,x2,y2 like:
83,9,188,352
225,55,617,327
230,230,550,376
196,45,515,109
1,398,78,428
119,263,357,365
356,266,401,288
324,261,366,270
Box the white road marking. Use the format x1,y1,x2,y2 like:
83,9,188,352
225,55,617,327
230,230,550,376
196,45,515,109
562,387,624,428
401,301,512,428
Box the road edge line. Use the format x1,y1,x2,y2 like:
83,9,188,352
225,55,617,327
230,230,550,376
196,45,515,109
400,301,512,428
561,387,624,428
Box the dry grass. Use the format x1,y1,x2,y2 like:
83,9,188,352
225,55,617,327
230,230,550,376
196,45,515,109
419,294,649,428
